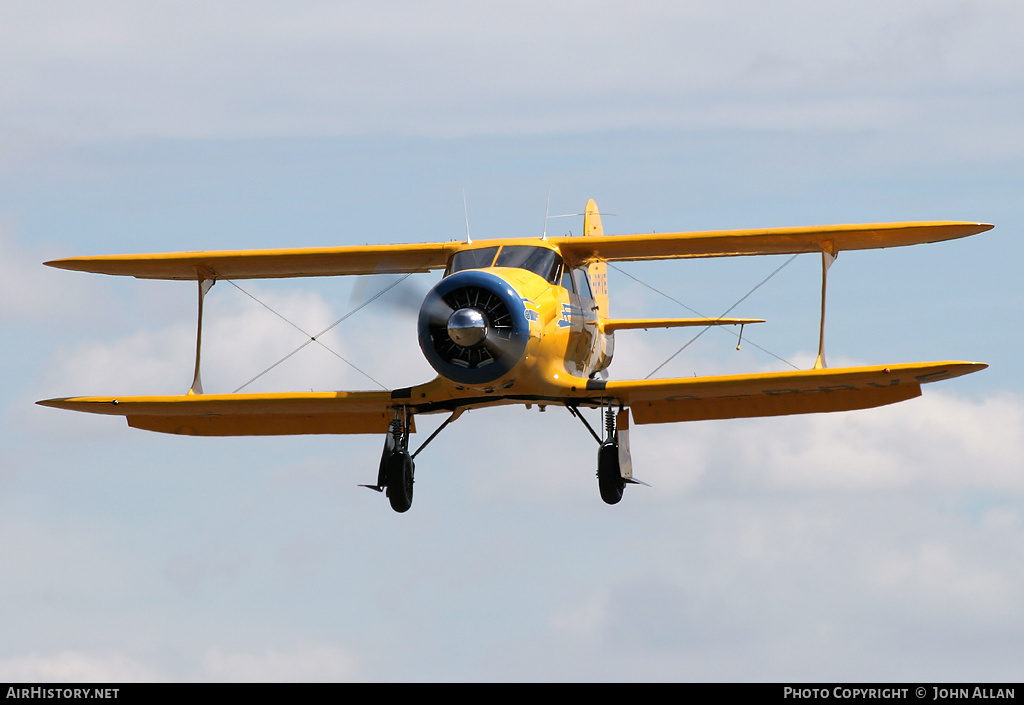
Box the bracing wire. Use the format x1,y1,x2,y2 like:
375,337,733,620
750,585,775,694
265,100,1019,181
608,256,801,379
227,274,414,393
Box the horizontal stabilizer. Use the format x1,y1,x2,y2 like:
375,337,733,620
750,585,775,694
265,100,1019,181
603,317,764,332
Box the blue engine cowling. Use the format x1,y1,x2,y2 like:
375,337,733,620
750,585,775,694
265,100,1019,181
417,270,530,386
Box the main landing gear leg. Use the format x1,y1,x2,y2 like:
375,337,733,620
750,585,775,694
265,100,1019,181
362,410,461,513
597,405,625,505
377,414,414,513
566,403,636,506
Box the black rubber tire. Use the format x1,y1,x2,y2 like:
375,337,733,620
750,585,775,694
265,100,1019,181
597,442,624,505
386,451,414,513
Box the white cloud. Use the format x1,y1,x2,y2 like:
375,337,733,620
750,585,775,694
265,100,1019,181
203,644,364,682
441,386,1024,522
37,281,432,399
533,496,1024,681
0,224,107,321
0,645,365,682
631,390,1024,497
0,651,164,683
40,322,195,398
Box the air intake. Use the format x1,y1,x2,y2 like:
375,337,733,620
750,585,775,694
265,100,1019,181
417,270,530,386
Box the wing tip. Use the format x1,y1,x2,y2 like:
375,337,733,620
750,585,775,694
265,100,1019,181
919,361,988,383
36,396,122,410
964,223,994,236
952,361,988,371
43,257,115,275
43,258,76,271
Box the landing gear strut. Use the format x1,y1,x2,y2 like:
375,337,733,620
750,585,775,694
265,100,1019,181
567,402,642,505
597,404,625,505
362,409,463,513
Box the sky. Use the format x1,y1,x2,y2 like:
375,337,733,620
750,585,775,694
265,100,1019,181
1,0,1022,682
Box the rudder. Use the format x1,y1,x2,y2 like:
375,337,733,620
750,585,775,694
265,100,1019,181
583,199,609,318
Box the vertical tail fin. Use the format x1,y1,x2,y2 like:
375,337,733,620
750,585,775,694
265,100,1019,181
583,199,610,318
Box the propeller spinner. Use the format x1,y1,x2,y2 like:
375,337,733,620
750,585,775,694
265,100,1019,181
447,307,488,347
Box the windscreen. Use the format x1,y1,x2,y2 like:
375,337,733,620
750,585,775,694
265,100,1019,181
446,247,499,275
494,246,562,283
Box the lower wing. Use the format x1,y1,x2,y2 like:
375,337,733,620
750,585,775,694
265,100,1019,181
38,361,985,435
36,389,410,436
581,361,986,423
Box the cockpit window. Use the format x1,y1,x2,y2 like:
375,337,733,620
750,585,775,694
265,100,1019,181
494,246,562,283
446,246,499,275
560,268,574,292
571,266,594,299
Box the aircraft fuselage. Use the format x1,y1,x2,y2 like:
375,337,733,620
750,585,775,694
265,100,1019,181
416,240,611,397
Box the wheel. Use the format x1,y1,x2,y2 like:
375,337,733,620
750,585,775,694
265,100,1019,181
597,442,624,505
386,451,414,513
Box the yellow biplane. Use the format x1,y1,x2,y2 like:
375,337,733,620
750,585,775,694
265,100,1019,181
39,201,991,512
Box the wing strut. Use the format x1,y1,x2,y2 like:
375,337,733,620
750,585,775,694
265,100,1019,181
411,409,463,459
566,404,603,445
189,273,215,395
814,249,836,370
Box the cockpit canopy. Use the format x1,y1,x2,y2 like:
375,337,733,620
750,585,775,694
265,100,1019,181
445,244,562,283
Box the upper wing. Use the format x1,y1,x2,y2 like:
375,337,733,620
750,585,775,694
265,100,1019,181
37,389,409,436
43,242,461,280
583,361,986,423
552,221,992,263
45,222,991,280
